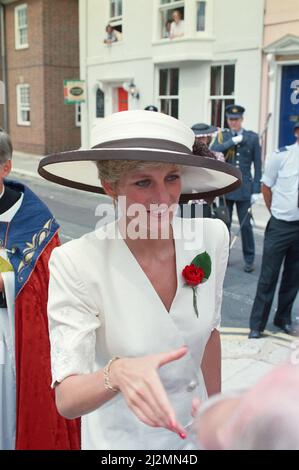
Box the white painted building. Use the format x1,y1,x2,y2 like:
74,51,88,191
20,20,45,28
79,0,265,147
260,0,299,155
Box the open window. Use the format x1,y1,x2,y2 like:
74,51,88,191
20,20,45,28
159,0,185,39
106,0,123,41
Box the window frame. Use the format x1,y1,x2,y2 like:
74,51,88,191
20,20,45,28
196,0,206,32
158,67,180,119
109,0,122,19
96,88,105,118
209,64,235,128
158,0,185,40
108,0,123,37
16,83,31,126
15,3,29,50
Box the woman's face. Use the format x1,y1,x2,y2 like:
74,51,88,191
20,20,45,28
196,136,208,145
172,11,181,23
103,164,182,230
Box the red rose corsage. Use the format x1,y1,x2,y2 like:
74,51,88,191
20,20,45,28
182,252,211,318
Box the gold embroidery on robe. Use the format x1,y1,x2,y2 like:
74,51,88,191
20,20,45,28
17,218,54,281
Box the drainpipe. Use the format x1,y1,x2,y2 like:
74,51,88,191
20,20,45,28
0,2,8,131
79,0,89,148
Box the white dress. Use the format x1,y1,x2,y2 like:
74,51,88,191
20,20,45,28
47,216,229,450
170,20,185,38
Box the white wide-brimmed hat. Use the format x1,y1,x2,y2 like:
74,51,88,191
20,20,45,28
38,110,241,200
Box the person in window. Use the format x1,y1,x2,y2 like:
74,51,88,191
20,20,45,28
169,10,185,39
104,24,118,44
38,110,241,450
164,20,172,38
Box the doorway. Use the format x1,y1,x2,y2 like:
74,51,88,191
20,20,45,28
279,65,299,147
116,87,128,112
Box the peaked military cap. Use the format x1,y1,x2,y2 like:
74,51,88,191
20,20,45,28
226,104,245,119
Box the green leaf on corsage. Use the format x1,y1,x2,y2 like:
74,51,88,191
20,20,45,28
191,251,211,282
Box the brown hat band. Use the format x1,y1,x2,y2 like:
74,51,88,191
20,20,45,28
92,138,191,154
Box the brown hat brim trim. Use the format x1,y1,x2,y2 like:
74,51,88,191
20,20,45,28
38,147,242,199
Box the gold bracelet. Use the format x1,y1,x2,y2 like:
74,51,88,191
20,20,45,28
103,357,120,393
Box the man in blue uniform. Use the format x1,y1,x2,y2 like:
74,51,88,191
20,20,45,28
211,105,262,272
248,122,299,339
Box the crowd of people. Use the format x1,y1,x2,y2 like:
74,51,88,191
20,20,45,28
0,101,298,450
104,10,185,43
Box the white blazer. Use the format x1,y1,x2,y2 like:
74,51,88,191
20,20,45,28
47,217,229,450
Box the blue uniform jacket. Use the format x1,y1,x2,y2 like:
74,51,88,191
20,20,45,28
211,128,262,201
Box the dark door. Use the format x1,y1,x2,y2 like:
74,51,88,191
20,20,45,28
279,65,299,147
96,88,105,118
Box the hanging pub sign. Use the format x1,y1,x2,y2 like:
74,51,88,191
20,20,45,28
64,80,86,104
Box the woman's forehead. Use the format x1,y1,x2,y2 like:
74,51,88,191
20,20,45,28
127,164,180,178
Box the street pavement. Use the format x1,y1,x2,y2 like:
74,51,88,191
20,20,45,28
11,151,299,392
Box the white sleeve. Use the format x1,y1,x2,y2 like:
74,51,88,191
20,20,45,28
212,220,229,331
261,151,281,188
170,21,175,36
47,247,102,388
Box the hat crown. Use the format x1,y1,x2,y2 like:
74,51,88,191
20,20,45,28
191,122,218,136
90,110,195,151
191,123,209,131
225,104,245,115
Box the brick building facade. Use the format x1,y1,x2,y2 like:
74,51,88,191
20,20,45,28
0,0,80,155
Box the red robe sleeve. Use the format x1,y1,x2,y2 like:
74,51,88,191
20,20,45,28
15,233,81,450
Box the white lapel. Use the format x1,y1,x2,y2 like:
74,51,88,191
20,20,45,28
99,220,188,355
99,219,210,365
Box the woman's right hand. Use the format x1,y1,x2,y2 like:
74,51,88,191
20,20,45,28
109,346,188,438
